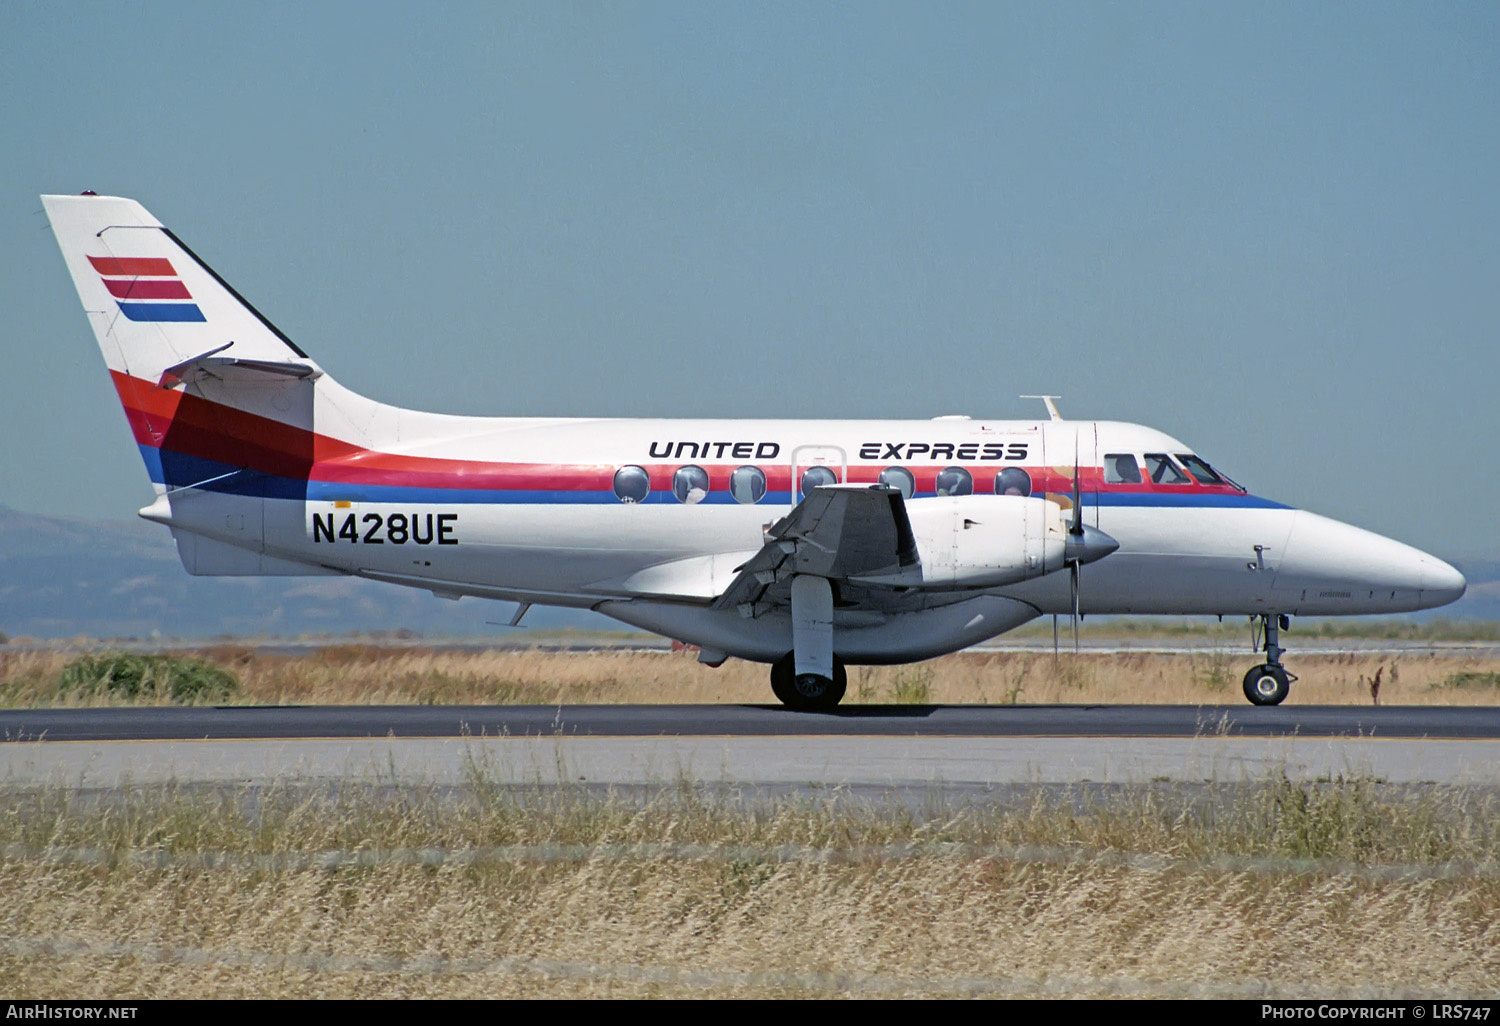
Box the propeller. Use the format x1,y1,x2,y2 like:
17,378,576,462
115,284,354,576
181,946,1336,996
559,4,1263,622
1057,434,1121,654
1053,449,1085,659
1068,441,1083,651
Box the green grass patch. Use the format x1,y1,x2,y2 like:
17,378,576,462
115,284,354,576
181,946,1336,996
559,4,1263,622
890,666,934,704
1436,671,1500,691
1188,645,1234,692
57,653,239,703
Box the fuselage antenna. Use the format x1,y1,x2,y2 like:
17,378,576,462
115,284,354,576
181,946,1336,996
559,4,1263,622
1019,395,1063,421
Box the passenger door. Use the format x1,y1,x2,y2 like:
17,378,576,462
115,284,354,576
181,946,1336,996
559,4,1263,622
790,445,846,506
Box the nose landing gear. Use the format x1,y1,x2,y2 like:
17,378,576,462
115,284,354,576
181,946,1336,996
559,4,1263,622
1243,613,1296,706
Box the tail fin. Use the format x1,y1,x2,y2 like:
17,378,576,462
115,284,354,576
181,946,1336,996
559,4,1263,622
42,193,312,377
43,193,334,498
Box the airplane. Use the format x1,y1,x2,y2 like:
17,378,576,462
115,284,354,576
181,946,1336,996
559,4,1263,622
40,193,1468,709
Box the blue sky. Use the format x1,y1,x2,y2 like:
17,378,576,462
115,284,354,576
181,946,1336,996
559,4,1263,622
2,1,1496,559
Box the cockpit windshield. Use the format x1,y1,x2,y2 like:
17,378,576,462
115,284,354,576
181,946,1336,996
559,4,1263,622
1176,454,1244,491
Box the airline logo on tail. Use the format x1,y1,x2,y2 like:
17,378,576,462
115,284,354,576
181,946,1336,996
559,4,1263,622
88,255,205,322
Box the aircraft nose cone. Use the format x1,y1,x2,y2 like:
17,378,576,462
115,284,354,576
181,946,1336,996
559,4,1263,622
1065,525,1120,567
1421,557,1467,607
1278,511,1467,613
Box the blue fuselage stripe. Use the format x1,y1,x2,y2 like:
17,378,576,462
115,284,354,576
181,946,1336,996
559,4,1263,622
1091,492,1289,510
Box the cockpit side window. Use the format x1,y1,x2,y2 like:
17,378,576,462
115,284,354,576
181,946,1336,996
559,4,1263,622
1143,453,1189,485
1103,453,1142,485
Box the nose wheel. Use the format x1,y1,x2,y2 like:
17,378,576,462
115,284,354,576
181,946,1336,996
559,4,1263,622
1243,613,1297,706
1243,664,1290,705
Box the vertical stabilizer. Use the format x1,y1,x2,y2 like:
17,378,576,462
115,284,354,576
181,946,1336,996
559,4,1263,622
42,194,312,381
42,193,339,500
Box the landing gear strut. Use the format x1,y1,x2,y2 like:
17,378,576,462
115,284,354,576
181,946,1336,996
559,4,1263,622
1243,613,1296,706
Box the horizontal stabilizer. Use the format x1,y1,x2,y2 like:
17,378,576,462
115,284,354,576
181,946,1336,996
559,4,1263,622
160,344,321,388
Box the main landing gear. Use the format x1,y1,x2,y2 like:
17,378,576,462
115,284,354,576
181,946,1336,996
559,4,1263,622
1243,613,1296,706
770,574,848,711
770,651,848,710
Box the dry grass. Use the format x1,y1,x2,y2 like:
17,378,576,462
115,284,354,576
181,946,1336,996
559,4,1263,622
1,778,1497,998
4,643,1500,707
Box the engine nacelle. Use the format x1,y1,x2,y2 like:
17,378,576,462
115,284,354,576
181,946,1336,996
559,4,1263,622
857,495,1067,590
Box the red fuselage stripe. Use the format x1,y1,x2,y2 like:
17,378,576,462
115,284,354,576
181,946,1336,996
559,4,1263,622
108,370,1247,497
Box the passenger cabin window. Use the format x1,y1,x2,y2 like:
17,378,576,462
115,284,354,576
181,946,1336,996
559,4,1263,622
879,466,915,500
613,465,650,504
730,465,767,504
1176,454,1224,485
672,465,710,504
800,465,838,495
935,466,973,496
995,467,1032,496
1104,454,1142,484
1143,453,1189,485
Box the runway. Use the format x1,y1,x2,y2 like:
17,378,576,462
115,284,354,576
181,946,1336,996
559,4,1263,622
2,704,1498,790
2,702,1500,742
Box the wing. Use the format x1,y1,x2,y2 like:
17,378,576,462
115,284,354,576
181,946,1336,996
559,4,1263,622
711,484,919,614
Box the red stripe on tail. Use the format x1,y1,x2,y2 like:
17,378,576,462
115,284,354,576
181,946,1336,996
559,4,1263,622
101,277,193,300
88,255,177,277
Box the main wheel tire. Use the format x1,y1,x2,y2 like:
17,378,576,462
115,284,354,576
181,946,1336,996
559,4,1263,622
1243,664,1290,706
769,653,847,710
770,654,797,705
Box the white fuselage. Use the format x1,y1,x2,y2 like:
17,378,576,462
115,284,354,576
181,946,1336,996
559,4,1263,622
141,409,1466,665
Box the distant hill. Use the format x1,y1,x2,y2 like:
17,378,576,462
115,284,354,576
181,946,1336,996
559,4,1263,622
0,505,604,639
0,505,1494,640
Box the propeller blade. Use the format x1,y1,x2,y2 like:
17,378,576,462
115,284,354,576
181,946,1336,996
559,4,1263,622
1071,562,1080,652
1052,612,1059,665
1068,431,1083,652
1070,437,1083,536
